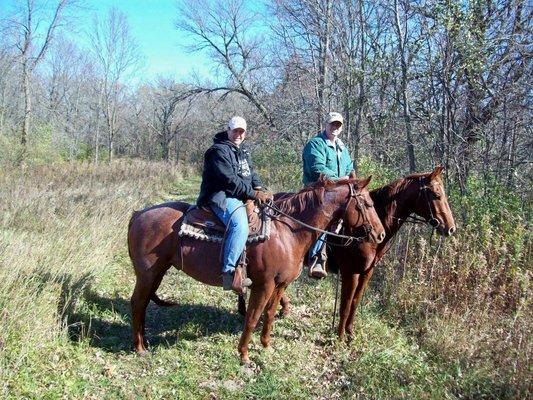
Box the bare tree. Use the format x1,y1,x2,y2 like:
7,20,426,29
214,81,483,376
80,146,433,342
146,78,194,161
392,0,416,172
0,46,17,135
271,0,335,130
88,7,140,162
44,40,95,160
7,0,77,158
176,0,276,128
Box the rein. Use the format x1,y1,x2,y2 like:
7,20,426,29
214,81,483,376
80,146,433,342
265,202,362,244
264,183,373,245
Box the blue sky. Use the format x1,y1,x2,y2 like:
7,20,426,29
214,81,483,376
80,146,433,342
2,0,213,82
84,0,212,81
88,0,210,81
3,0,271,84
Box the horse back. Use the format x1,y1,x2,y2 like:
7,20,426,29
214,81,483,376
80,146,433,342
128,201,191,262
129,201,190,226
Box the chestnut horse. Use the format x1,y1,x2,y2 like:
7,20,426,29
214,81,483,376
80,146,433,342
127,176,385,364
242,166,456,338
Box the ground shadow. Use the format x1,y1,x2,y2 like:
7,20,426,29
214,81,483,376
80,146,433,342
65,285,244,353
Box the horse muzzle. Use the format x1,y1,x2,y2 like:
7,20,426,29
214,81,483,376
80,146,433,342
434,219,456,236
366,225,385,244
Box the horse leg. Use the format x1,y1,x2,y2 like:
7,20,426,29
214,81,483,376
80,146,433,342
278,293,290,318
238,292,287,320
345,268,374,337
237,294,246,316
150,266,175,307
239,292,289,319
337,273,358,340
131,276,153,354
238,282,275,365
131,262,171,354
260,286,286,348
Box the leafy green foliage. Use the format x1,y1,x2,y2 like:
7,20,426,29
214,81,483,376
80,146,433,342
252,140,303,191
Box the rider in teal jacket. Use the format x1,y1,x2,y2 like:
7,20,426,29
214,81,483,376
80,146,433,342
302,132,354,186
302,112,355,278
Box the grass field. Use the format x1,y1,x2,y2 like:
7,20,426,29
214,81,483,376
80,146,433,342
0,161,530,399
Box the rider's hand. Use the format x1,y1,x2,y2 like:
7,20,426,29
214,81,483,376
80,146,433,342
254,189,273,204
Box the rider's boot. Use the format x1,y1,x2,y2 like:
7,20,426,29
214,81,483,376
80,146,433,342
223,267,252,295
308,255,327,279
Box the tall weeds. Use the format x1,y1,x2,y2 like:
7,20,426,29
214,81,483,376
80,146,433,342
371,178,531,397
0,161,184,392
0,159,530,398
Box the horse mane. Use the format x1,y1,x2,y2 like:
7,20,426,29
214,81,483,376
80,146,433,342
274,182,322,214
370,171,433,227
405,171,432,180
274,178,349,214
372,171,433,199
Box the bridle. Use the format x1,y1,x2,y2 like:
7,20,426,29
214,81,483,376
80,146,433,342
420,178,441,228
341,181,373,238
394,177,441,228
265,182,375,245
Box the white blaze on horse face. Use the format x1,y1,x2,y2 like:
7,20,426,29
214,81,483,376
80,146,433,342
428,177,456,235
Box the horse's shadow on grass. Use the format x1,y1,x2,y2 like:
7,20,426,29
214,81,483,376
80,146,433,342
64,285,244,353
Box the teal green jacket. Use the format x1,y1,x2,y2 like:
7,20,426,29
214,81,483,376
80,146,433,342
302,132,355,186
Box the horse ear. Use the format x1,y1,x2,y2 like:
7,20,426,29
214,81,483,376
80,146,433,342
349,170,357,179
359,175,372,189
430,165,444,180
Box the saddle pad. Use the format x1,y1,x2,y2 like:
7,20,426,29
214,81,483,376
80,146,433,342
178,206,271,244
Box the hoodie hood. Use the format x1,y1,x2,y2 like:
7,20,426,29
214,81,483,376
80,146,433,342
214,131,232,145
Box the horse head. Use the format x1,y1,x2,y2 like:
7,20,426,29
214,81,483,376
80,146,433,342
411,166,456,236
325,176,386,244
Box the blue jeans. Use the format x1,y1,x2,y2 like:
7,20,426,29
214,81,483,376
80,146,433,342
310,233,326,260
211,198,249,274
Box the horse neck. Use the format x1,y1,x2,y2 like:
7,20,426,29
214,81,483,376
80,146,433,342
372,178,419,236
274,186,346,243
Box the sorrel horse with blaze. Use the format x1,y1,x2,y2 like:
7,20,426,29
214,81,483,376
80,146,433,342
247,166,456,338
127,175,385,364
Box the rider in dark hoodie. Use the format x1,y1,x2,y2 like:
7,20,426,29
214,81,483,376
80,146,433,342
197,116,273,293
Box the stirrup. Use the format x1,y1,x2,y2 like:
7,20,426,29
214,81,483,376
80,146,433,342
231,267,252,295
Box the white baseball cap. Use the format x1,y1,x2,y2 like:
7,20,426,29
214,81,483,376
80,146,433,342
228,116,247,131
325,112,343,125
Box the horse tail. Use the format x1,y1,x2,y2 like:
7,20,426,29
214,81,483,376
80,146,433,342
127,210,143,264
128,210,142,231
150,293,177,307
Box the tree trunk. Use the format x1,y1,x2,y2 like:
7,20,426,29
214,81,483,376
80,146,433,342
317,0,331,126
21,62,31,152
394,0,416,172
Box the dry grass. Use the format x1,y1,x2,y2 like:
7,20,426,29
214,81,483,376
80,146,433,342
373,222,531,396
0,160,530,399
0,161,185,393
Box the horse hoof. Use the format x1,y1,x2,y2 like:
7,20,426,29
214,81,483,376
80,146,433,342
136,349,150,357
240,357,252,367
